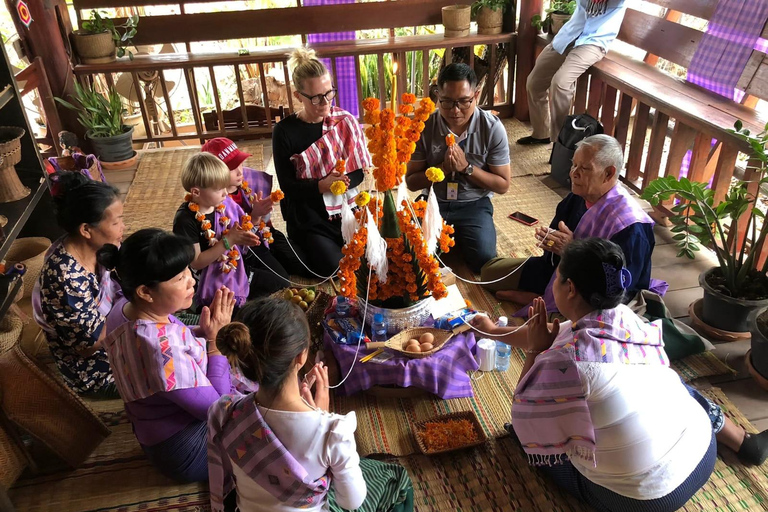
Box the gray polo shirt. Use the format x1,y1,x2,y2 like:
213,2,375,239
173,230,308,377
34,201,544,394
412,108,510,202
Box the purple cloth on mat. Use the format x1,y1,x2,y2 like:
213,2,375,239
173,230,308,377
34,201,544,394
679,0,768,177
325,332,479,399
305,0,359,117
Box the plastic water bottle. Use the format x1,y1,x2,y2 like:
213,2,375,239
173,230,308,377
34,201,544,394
335,296,350,318
495,317,511,371
371,313,388,341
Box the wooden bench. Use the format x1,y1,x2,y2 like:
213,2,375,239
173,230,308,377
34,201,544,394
534,0,768,209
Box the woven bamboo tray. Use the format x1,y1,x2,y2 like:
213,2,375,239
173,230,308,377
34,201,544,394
412,411,486,455
385,327,453,359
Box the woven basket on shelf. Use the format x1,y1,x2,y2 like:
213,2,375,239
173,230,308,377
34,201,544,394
384,327,454,359
5,237,51,299
0,345,111,468
0,127,30,203
0,314,22,355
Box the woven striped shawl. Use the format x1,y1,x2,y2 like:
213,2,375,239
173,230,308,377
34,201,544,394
207,393,330,512
104,319,209,403
290,107,372,218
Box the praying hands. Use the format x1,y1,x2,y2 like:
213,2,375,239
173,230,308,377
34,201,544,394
535,221,573,256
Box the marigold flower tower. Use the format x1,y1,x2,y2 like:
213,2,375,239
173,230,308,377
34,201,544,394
337,94,455,332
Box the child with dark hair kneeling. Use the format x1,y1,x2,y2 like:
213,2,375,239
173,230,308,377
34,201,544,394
207,297,414,512
99,229,249,482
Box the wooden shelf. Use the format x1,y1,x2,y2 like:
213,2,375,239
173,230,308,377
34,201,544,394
0,173,47,262
0,84,13,111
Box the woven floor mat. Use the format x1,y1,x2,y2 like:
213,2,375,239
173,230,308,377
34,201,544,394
502,117,552,178
121,142,264,235
332,362,523,457
397,386,768,512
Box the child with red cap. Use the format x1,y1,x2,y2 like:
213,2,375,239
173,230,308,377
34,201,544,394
202,137,308,279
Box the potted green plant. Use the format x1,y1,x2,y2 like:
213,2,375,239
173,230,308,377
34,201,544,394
471,0,510,35
55,83,135,163
532,0,576,35
641,120,768,338
71,10,139,64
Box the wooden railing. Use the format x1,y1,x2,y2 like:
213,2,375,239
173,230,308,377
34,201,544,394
13,57,63,157
73,32,517,144
524,0,768,261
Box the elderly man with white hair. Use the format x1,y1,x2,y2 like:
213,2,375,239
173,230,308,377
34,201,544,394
482,134,666,315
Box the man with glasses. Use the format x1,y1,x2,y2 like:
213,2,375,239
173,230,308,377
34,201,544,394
406,63,511,273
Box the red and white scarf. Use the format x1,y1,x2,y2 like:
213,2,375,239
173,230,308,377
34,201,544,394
290,107,372,218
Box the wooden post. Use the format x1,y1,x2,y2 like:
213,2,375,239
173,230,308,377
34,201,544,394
5,0,83,139
514,0,543,121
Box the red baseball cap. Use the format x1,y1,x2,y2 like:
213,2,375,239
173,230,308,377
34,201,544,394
201,137,251,171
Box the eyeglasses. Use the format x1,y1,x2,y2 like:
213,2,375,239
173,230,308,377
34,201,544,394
299,88,338,106
438,97,474,110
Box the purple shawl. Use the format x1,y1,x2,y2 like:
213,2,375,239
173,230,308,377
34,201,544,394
32,237,120,335
512,305,667,467
207,393,330,512
197,195,250,307
103,320,209,403
517,185,656,316
237,167,273,218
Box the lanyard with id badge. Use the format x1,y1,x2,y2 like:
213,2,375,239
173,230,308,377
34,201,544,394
446,132,467,201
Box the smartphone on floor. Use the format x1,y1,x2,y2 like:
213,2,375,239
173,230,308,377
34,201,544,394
508,211,539,226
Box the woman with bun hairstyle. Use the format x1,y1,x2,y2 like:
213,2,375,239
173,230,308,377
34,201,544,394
33,172,124,396
208,297,414,512
272,47,372,276
472,238,768,512
98,228,243,482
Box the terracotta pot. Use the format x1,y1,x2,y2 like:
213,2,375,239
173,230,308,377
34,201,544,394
71,30,116,64
442,5,471,35
550,13,571,35
0,127,30,203
476,6,503,35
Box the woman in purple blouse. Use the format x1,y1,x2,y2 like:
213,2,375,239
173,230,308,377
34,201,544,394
98,228,236,482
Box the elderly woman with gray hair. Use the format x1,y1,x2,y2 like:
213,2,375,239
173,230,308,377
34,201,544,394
482,134,666,315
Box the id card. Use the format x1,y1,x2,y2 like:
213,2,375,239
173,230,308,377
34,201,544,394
446,181,459,200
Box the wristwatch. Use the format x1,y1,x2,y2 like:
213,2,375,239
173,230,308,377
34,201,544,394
464,164,474,176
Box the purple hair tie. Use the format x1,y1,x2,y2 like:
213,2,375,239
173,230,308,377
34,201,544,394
603,263,632,297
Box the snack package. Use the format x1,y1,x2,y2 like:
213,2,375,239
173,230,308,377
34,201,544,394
434,308,478,331
323,316,370,345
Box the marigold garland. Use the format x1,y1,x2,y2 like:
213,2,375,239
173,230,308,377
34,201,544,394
330,181,347,196
186,199,242,272
426,167,445,183
270,190,284,202
339,93,453,304
355,191,371,207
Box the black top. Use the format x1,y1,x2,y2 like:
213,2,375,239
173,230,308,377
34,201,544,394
519,193,654,298
272,113,364,233
173,203,213,249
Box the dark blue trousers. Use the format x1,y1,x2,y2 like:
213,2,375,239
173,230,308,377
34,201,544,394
439,196,497,273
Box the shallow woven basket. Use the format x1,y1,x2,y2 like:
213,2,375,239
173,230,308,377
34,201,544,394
385,327,453,359
412,410,486,455
0,345,111,468
6,237,51,299
0,314,23,355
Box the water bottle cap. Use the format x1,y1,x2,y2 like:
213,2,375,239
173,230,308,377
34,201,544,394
374,313,384,322
497,316,508,327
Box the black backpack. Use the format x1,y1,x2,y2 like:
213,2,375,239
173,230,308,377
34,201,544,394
550,114,604,187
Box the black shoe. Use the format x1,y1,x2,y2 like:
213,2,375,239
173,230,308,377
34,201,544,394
737,430,768,466
517,136,551,145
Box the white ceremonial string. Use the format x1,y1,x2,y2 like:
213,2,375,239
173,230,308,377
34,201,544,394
402,195,556,286
327,191,381,389
246,246,339,288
